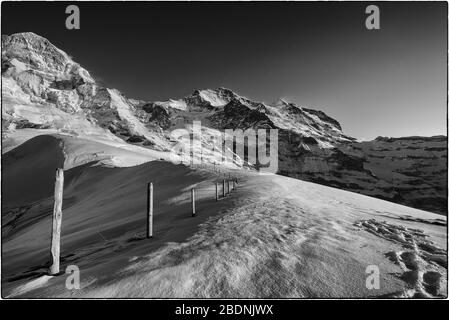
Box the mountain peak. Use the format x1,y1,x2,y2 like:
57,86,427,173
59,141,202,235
273,98,291,107
2,32,95,84
2,32,72,72
2,32,66,56
6,31,47,41
185,88,238,108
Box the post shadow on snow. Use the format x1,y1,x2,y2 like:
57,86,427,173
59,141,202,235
4,265,51,283
123,166,242,246
2,158,247,294
2,159,99,286
61,166,245,292
1,161,102,281
83,169,247,291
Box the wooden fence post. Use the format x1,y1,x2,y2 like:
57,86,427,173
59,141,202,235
215,182,219,201
222,180,226,197
227,180,230,194
50,168,64,275
191,188,196,216
147,182,153,238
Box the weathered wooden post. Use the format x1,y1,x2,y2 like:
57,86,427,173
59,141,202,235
191,188,196,216
50,168,64,275
222,180,226,197
215,182,219,201
147,182,153,238
227,180,230,194
232,179,235,190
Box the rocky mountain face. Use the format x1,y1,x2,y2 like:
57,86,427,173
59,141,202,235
284,135,447,214
2,32,447,214
1,32,171,150
343,136,447,214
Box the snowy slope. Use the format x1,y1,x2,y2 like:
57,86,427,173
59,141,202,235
1,137,446,297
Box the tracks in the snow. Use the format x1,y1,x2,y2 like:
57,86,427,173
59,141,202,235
355,218,447,298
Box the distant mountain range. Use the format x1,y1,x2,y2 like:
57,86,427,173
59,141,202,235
2,32,447,214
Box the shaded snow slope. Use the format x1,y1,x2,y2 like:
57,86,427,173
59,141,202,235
2,137,446,298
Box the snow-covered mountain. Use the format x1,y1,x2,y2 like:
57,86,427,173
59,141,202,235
1,32,171,150
1,32,447,299
2,32,447,214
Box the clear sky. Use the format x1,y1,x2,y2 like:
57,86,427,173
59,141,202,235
2,2,447,140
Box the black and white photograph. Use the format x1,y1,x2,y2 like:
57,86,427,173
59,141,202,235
0,0,447,304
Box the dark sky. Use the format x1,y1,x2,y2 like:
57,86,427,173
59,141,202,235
2,1,447,139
